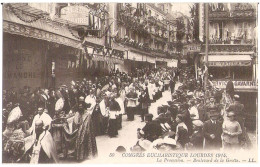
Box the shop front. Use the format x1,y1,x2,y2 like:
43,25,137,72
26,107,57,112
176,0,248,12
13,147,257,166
212,80,258,130
208,54,257,130
3,33,46,90
3,5,82,90
127,50,152,72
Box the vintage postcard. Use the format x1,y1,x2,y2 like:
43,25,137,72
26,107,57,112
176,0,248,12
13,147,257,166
1,2,258,164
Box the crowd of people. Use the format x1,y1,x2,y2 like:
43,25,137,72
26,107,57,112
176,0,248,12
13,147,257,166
2,67,177,163
2,65,251,163
125,67,250,153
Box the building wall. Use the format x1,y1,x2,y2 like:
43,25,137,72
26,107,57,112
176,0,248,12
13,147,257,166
3,33,45,90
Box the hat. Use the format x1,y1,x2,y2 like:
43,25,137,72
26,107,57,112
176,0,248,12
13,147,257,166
176,114,184,121
163,137,177,146
139,140,152,150
234,94,240,100
144,114,153,121
115,146,126,153
227,111,236,117
79,96,85,102
192,120,204,127
209,111,220,117
152,138,164,147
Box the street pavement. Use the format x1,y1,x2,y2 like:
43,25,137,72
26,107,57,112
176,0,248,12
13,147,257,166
79,82,256,163
85,84,182,163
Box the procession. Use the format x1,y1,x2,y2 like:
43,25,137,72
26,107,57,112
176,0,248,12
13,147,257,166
1,2,258,164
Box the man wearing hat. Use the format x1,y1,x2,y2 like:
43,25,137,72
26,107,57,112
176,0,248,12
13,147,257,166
197,96,209,122
203,111,222,150
190,120,204,150
142,114,162,142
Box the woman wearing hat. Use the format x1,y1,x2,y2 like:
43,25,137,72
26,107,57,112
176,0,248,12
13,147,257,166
222,111,242,150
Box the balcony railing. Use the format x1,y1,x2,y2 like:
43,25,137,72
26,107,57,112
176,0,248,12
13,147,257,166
202,43,254,53
209,38,254,45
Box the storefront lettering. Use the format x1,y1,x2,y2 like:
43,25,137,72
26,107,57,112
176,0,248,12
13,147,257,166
212,80,258,89
4,21,80,48
4,72,36,79
209,61,251,67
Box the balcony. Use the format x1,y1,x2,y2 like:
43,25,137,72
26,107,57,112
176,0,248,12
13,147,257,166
202,43,254,53
209,38,254,45
202,38,255,53
148,16,166,29
209,11,230,20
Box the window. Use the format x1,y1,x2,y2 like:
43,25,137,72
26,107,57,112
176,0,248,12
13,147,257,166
209,66,252,80
236,22,250,39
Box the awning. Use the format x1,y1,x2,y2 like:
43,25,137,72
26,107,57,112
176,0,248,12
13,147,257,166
3,7,81,48
147,56,156,64
167,59,178,67
207,55,252,67
128,51,145,61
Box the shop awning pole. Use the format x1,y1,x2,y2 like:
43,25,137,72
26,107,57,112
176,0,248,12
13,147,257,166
204,3,209,90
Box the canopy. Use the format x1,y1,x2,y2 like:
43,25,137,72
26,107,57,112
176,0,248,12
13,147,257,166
207,55,252,67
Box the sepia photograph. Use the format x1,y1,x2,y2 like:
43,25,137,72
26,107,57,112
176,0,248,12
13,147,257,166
1,1,258,164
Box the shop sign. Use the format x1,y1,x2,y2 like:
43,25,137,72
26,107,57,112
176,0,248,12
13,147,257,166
92,55,124,64
212,80,258,90
181,59,187,64
209,61,251,67
186,44,201,52
60,6,90,25
3,21,80,48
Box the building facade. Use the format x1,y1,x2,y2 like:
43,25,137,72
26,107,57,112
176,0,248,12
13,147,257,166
198,3,258,129
3,3,183,91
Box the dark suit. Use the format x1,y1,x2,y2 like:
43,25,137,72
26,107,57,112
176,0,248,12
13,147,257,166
203,120,223,150
142,121,162,142
190,130,204,150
